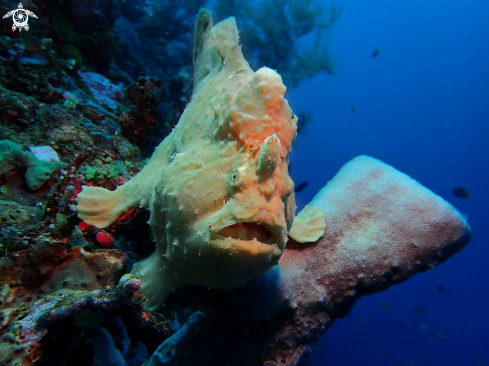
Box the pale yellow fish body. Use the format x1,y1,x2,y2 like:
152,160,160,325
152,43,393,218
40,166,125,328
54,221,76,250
77,9,309,310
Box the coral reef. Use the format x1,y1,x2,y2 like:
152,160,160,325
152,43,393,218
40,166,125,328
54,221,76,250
77,70,123,110
0,11,172,362
144,311,204,366
0,200,43,228
0,4,472,366
120,77,166,148
0,239,124,364
0,36,75,72
0,239,171,365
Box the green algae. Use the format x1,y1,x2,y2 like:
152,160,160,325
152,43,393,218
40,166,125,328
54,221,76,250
0,140,66,190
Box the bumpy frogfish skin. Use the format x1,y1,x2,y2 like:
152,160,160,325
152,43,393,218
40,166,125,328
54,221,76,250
77,9,299,310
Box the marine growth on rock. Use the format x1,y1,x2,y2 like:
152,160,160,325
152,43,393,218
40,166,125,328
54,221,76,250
0,5,472,366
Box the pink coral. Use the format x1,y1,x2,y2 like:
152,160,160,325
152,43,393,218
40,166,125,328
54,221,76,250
29,145,60,162
78,70,123,110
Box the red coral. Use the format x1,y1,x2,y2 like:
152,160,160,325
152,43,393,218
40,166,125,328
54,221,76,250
78,221,94,232
96,231,115,249
117,208,134,222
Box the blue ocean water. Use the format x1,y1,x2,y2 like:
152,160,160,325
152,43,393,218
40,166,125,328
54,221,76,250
287,1,488,365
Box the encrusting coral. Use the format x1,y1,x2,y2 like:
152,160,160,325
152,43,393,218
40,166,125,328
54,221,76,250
0,240,170,365
0,140,65,190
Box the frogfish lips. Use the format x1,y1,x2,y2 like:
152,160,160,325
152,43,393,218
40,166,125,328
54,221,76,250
209,221,284,256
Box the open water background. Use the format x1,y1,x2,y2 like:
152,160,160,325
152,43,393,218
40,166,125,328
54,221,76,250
287,1,489,365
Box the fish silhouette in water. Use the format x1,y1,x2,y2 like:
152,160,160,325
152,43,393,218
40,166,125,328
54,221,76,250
349,105,355,113
413,306,425,314
294,182,309,193
452,187,471,198
427,331,439,342
435,285,446,294
372,49,381,58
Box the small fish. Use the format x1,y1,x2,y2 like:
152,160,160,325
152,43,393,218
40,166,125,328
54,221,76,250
426,331,438,341
452,187,471,198
435,285,446,294
380,301,392,310
349,105,355,113
413,306,425,314
294,182,308,193
372,49,381,58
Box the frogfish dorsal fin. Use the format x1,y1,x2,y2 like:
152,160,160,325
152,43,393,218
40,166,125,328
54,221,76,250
211,16,248,71
192,8,250,95
193,8,222,94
